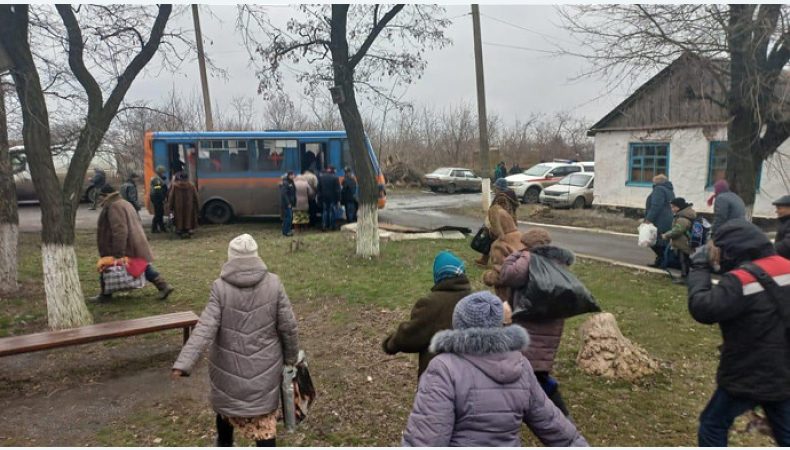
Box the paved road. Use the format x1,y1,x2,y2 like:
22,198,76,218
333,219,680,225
18,192,656,267
381,191,656,268
17,203,152,232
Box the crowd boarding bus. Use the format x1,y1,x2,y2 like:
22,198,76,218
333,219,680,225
143,131,386,224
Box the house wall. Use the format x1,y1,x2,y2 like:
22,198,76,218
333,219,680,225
593,127,790,218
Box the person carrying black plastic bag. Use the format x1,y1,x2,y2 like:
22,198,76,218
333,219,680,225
687,219,790,446
498,228,597,417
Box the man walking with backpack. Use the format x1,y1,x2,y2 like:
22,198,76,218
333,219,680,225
662,198,699,283
686,218,790,446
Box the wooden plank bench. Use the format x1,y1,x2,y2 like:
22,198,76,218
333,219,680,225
0,311,199,357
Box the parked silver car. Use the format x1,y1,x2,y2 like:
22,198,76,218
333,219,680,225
539,172,595,209
422,167,482,194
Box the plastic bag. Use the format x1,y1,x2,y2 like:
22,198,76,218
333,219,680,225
512,254,601,321
281,350,316,432
638,222,658,248
101,264,145,294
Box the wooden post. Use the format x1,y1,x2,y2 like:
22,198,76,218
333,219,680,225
191,4,214,131
471,4,491,212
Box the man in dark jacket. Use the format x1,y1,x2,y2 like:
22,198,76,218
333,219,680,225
279,171,296,237
341,166,358,223
774,195,790,259
149,165,168,233
89,167,107,210
120,172,141,212
644,174,675,268
381,251,472,377
687,218,790,446
708,180,747,235
317,165,341,231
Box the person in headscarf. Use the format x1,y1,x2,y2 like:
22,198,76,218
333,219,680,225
707,179,746,235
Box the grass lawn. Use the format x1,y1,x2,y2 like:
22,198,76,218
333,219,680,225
0,223,774,446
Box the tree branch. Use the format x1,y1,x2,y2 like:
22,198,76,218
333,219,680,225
348,4,405,69
56,5,104,116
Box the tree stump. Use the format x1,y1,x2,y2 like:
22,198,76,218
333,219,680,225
576,312,659,382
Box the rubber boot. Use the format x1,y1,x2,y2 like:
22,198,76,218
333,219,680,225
152,276,174,300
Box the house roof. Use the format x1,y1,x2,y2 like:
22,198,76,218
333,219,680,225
587,53,730,136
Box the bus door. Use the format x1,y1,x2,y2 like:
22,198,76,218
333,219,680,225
300,141,327,174
167,142,198,186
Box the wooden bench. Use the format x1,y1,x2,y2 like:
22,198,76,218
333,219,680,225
0,311,199,357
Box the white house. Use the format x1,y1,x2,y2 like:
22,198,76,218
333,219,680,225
589,53,790,219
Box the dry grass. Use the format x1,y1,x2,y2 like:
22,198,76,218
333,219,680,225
0,223,775,446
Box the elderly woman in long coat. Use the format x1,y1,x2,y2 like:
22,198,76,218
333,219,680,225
166,172,199,238
171,234,299,447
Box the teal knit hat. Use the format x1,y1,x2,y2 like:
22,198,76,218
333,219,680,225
433,250,465,284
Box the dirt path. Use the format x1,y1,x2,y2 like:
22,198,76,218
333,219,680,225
0,298,418,446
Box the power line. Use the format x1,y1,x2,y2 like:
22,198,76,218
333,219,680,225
483,42,556,55
480,13,573,45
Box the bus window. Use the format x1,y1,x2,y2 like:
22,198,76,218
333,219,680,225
198,140,250,173
253,139,296,172
302,142,325,173
341,140,352,169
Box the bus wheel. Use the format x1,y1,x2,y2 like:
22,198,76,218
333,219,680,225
203,200,233,225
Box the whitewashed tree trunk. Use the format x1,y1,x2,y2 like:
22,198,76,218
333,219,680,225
480,178,491,213
356,202,380,258
0,223,18,297
42,244,92,329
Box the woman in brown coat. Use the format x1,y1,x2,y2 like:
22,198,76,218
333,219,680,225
482,207,521,324
167,172,199,238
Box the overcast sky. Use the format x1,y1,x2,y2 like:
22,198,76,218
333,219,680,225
126,5,644,128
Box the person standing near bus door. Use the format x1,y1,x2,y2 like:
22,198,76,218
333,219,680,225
279,171,296,237
167,172,199,239
341,166,359,223
302,169,319,227
318,165,341,231
150,165,168,233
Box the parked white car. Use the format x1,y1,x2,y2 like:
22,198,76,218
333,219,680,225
422,167,482,194
505,160,594,203
539,172,595,209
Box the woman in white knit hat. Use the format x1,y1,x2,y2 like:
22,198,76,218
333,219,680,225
171,233,299,447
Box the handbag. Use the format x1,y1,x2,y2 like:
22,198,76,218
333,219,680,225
470,226,493,254
101,264,146,294
281,350,316,432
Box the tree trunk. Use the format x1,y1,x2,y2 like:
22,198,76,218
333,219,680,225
0,5,92,328
0,77,19,297
330,5,380,258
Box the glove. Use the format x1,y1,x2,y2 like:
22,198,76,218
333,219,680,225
690,245,711,269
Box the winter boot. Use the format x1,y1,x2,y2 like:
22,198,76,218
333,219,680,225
152,276,174,300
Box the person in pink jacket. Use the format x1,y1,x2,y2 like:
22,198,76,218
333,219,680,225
498,228,572,416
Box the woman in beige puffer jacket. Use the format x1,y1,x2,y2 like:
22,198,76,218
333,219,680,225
171,234,299,447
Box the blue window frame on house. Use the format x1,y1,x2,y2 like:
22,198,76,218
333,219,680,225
707,141,762,191
627,142,669,186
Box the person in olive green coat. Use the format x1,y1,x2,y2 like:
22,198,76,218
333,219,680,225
382,251,472,377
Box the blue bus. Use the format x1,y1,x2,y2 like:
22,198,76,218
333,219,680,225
144,130,386,224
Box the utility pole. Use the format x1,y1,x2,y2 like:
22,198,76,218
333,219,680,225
471,4,491,213
192,4,214,131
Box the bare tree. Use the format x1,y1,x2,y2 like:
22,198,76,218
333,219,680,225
560,5,790,208
239,4,450,257
0,4,173,329
0,76,18,296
